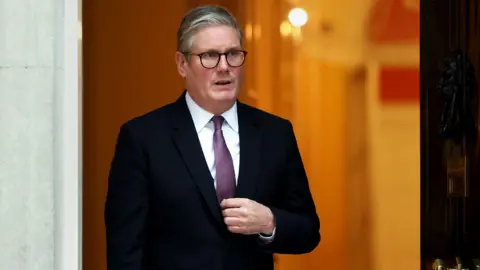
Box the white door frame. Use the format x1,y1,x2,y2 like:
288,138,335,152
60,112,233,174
54,0,82,269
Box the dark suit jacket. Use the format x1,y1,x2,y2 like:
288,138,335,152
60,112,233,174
104,92,320,270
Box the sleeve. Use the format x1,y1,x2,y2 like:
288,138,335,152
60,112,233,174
260,120,321,254
104,122,149,270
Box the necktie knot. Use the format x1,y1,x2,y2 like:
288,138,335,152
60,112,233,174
212,115,224,131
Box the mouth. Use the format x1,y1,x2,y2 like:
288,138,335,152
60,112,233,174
214,80,233,86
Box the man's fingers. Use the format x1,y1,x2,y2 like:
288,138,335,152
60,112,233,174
220,198,249,209
222,207,248,217
227,226,256,235
227,226,244,234
224,217,243,226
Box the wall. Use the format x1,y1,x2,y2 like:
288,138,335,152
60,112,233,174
366,2,420,269
0,0,55,266
276,0,420,269
0,0,81,269
239,1,348,269
275,0,373,269
366,59,420,270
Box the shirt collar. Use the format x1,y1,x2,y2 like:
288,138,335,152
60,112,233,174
185,91,239,133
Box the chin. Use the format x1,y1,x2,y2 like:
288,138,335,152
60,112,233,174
210,87,238,101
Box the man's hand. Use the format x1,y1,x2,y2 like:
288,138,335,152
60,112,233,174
220,198,275,235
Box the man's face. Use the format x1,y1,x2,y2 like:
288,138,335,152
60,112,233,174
176,25,244,113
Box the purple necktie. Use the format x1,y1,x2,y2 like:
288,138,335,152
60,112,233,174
212,116,236,202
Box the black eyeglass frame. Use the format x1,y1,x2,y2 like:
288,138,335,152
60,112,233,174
182,50,248,69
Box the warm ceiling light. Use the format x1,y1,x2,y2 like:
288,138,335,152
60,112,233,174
288,8,308,27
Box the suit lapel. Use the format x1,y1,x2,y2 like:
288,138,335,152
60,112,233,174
169,94,263,229
170,93,225,230
235,103,262,199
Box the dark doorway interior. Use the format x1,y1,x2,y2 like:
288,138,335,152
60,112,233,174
421,0,480,268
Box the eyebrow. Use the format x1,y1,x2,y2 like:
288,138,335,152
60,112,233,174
201,46,242,53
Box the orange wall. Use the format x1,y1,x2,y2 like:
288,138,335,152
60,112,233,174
240,1,351,269
302,61,349,270
367,0,420,267
366,51,420,270
272,55,351,269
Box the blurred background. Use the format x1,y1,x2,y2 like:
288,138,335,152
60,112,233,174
82,0,420,269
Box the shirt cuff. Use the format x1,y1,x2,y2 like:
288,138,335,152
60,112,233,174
258,227,276,242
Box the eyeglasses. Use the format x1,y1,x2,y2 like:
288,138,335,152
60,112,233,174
184,50,248,69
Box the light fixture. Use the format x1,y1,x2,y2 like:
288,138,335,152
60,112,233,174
288,8,308,27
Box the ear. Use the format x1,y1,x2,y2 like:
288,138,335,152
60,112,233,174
175,51,188,78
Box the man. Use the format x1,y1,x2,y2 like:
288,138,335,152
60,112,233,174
104,5,320,270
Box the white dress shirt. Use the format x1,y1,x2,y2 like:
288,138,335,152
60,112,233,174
185,92,240,186
185,92,275,241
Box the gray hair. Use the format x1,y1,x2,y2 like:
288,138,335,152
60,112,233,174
176,5,243,53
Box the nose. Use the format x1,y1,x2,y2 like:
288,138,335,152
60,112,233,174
217,54,229,70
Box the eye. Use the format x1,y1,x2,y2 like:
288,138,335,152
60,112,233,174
228,50,241,57
202,52,219,59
